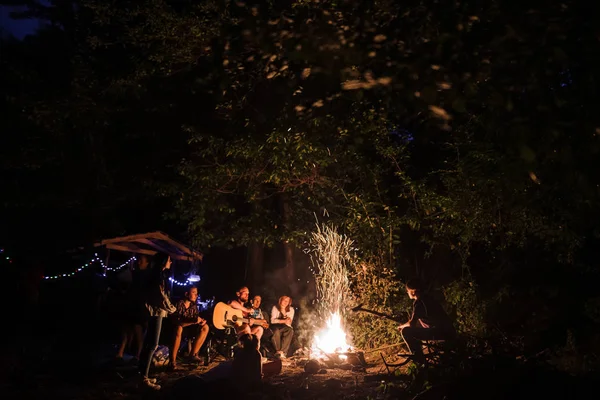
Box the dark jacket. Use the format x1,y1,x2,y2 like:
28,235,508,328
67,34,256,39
409,295,454,333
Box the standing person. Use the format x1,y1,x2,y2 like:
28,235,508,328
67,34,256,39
169,286,209,370
138,255,176,390
398,279,455,364
116,255,151,363
270,296,294,359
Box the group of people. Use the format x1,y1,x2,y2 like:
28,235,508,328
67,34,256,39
112,252,454,391
228,286,296,360
112,254,294,390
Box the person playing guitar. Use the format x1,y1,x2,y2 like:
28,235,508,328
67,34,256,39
228,286,266,346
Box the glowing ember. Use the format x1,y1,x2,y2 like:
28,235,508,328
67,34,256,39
312,311,352,355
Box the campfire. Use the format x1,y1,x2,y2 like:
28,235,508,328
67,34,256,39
304,224,367,370
306,310,367,370
312,311,352,359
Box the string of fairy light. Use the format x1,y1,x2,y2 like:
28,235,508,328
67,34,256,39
169,274,201,286
9,247,199,285
43,254,136,280
1,248,10,263
169,277,188,286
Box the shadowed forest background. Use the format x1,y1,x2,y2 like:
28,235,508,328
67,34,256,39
1,0,600,397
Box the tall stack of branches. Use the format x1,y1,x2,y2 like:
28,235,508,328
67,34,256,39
307,223,354,321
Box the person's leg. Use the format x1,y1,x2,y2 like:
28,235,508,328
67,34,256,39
271,326,282,353
250,325,264,346
280,326,294,356
401,327,441,362
262,328,273,342
400,327,423,358
236,323,251,337
116,324,130,358
260,328,275,357
127,329,134,351
170,325,184,367
134,323,144,360
139,316,163,379
191,324,210,356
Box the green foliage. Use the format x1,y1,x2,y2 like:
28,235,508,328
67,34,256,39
549,330,587,375
443,278,487,336
176,110,410,249
346,261,409,349
3,0,600,369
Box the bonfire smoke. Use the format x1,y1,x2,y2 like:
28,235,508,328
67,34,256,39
308,224,355,321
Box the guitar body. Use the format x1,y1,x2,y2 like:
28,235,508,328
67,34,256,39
213,302,248,330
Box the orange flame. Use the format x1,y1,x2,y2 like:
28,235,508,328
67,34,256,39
312,312,352,356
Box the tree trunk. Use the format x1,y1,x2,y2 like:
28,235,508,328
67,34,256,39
282,239,295,276
246,242,264,289
280,194,298,296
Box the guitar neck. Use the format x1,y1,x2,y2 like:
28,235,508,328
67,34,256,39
357,308,401,322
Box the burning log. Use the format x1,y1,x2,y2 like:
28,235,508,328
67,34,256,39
304,359,321,374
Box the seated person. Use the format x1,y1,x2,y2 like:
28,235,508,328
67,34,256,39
232,334,262,387
249,295,267,322
250,295,273,355
195,334,282,390
169,286,209,369
270,295,295,359
228,286,265,345
398,279,456,363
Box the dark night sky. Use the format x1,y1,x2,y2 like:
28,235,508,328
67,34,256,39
1,5,41,39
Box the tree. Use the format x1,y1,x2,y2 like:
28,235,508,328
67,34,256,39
4,0,600,361
0,0,224,249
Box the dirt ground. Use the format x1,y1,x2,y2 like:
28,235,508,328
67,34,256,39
6,350,412,400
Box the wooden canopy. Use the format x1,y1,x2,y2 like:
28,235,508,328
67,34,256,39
94,231,203,262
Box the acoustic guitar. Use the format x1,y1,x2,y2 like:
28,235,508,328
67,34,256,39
212,302,269,330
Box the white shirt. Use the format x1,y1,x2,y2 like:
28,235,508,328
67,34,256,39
270,305,295,327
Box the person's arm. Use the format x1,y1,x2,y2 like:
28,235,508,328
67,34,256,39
160,286,177,314
409,299,425,328
230,300,254,324
172,300,184,324
175,302,200,326
286,308,295,326
230,300,252,314
399,300,419,329
192,306,207,325
271,306,288,324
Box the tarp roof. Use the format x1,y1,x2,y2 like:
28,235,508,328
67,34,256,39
94,231,202,262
